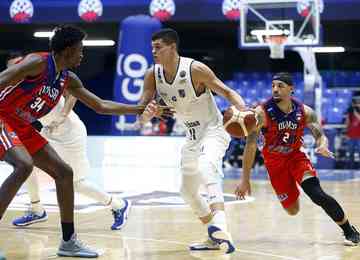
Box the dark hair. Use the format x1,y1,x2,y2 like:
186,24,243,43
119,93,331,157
6,50,24,63
152,28,179,50
50,25,86,54
272,72,294,86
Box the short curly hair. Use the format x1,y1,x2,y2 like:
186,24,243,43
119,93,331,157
50,25,86,54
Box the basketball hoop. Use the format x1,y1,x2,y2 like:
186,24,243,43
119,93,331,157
266,35,287,59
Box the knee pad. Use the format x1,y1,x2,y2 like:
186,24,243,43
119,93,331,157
198,157,222,185
301,177,327,206
180,157,198,176
301,177,345,222
180,175,210,218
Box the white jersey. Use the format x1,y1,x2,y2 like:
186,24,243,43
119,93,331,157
39,96,84,137
38,96,88,181
154,57,223,141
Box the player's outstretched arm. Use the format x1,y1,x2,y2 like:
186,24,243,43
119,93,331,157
67,71,146,115
137,68,158,124
304,105,334,158
0,54,46,91
191,61,246,110
235,106,265,199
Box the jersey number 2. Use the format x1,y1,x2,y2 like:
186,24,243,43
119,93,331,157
282,132,290,143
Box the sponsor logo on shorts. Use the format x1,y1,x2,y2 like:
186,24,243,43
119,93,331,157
277,193,288,202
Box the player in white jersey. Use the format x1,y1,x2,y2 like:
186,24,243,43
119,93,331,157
138,29,246,254
7,54,131,231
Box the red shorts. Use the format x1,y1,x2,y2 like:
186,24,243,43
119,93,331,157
0,116,48,159
263,150,317,209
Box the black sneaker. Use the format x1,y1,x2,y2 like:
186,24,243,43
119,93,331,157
344,225,360,246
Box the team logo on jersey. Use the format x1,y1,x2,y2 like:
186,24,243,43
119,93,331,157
171,96,177,102
8,132,17,138
178,89,186,98
180,70,186,78
9,0,34,23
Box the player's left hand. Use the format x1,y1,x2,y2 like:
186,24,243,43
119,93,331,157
139,100,174,124
315,145,335,159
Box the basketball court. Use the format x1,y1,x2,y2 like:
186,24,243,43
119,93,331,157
0,136,359,260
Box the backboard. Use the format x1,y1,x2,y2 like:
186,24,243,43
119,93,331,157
239,0,323,48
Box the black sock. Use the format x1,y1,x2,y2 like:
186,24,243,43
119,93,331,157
340,220,353,236
61,222,75,241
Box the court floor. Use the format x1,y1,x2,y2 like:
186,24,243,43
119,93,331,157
1,178,360,260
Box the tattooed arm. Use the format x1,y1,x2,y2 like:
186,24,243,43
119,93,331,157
304,105,334,158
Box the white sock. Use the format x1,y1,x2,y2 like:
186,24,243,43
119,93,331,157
31,201,45,215
209,210,227,231
109,196,125,210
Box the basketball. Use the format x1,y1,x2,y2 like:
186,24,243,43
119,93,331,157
223,106,257,138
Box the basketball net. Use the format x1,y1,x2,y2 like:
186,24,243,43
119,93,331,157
266,35,287,59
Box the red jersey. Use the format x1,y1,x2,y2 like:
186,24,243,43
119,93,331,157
260,98,306,157
346,110,360,139
0,52,69,125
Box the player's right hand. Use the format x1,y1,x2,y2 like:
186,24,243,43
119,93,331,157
234,179,251,200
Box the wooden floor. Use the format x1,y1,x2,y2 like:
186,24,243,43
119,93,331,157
1,179,360,260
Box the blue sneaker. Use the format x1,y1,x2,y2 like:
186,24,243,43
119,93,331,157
12,211,48,227
208,225,236,254
111,199,131,230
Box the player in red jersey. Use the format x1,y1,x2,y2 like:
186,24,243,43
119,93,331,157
235,72,359,246
0,25,169,258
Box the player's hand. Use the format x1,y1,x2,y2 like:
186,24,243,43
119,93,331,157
139,100,174,124
234,179,251,200
46,114,67,133
315,145,335,159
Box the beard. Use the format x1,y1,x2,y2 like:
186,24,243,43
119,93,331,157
273,96,282,103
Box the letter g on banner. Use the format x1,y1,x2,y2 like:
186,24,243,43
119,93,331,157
117,53,148,101
111,15,162,135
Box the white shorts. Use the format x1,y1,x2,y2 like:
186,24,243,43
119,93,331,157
180,125,230,184
41,111,90,182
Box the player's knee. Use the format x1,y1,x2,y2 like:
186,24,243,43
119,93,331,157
56,162,73,181
207,182,224,206
15,157,33,178
301,177,326,206
180,182,195,199
180,160,197,175
286,206,299,216
198,157,216,176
